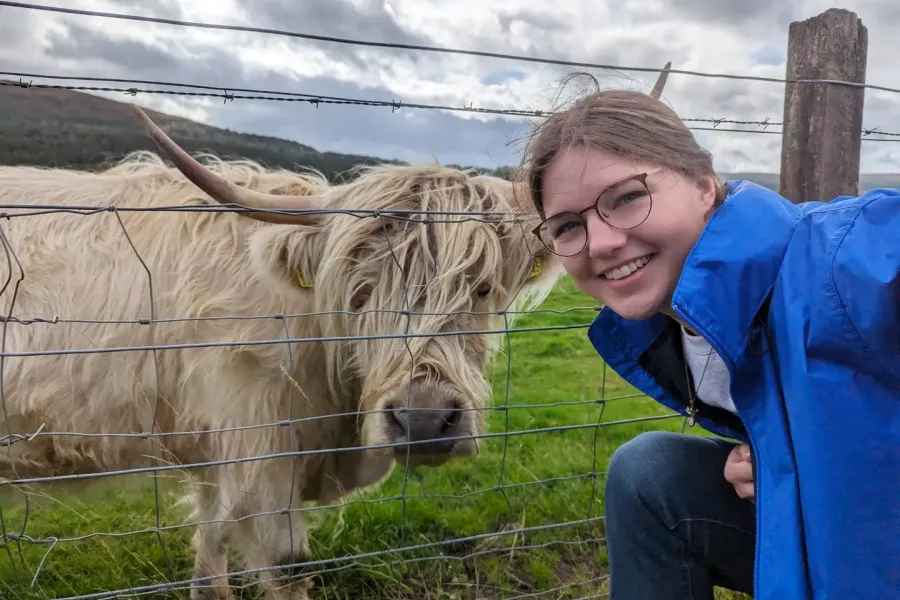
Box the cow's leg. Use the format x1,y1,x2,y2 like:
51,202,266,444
230,456,313,600
189,470,236,600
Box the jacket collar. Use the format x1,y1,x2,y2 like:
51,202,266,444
588,180,804,368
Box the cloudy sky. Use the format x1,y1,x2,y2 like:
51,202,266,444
2,0,899,173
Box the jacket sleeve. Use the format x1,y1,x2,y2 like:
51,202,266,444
826,188,900,383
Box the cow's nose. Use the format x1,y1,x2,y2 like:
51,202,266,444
387,403,462,453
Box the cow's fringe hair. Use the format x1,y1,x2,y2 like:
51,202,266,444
305,164,553,407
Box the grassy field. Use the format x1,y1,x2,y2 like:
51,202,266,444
0,277,748,599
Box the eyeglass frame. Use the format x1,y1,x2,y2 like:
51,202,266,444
530,171,655,257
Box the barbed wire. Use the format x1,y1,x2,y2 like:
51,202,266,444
0,72,900,142
862,126,900,138
0,75,780,137
6,74,900,142
2,1,900,95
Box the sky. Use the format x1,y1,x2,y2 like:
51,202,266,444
2,0,900,173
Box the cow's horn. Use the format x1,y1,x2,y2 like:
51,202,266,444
649,61,671,99
130,105,322,225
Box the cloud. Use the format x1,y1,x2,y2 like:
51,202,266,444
660,0,803,33
1,0,899,173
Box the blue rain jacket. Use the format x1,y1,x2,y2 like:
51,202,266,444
587,180,898,599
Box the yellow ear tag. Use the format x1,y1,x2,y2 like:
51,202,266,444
295,269,312,288
527,256,542,280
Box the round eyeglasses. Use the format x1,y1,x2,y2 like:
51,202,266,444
531,172,653,257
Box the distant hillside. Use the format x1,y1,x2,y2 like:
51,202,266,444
1,81,897,192
722,172,900,194
0,82,414,181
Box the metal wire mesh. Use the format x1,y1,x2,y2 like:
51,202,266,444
0,189,686,600
0,3,831,598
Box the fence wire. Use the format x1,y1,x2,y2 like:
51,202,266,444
5,75,900,142
3,1,900,95
0,195,683,600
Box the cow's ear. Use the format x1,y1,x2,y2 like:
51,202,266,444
246,225,321,293
524,244,562,287
516,240,564,309
500,182,565,313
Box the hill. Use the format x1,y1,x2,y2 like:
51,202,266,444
717,172,900,193
1,81,897,191
0,81,414,181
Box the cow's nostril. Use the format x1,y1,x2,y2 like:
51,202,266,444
440,404,462,435
386,403,410,437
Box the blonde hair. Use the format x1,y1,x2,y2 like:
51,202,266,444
518,72,728,218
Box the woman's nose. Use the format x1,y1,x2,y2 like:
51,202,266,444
585,212,628,258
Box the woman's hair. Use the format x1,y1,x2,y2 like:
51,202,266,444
517,68,728,218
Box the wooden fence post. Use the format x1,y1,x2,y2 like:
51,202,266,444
779,8,868,204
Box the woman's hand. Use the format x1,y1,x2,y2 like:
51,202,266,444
724,443,755,503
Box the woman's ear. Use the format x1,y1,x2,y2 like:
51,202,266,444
696,175,720,216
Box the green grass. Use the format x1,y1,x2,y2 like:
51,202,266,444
0,277,749,599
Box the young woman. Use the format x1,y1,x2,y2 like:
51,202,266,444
518,65,898,599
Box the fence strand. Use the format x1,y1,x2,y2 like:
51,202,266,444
3,1,900,94
6,75,900,142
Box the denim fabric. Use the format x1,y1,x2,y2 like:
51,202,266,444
604,431,756,599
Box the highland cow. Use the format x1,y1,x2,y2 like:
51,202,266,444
0,107,562,599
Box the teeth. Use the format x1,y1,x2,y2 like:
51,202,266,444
603,255,652,280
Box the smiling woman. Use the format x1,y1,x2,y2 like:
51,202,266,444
515,64,900,600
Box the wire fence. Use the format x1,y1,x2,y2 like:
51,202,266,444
0,3,896,600
0,196,659,600
4,74,900,142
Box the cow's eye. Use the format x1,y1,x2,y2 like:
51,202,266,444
476,282,491,297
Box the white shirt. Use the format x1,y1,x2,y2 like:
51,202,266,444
680,326,737,414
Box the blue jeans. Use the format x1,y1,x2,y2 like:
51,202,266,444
605,430,756,599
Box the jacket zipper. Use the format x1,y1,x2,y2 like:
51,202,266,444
672,304,761,600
